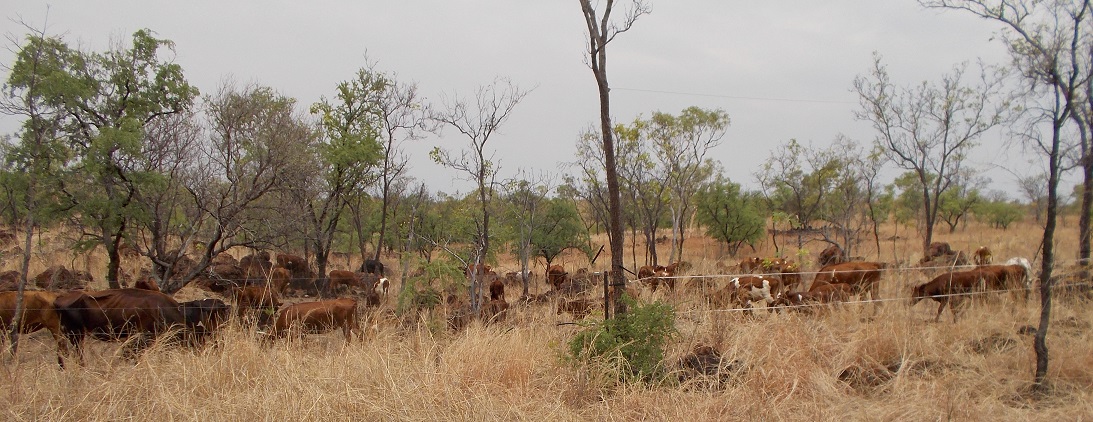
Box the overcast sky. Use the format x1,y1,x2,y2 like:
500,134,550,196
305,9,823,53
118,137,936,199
0,1,1061,198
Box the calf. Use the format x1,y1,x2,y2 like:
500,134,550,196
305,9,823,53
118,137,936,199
727,276,778,312
739,257,763,274
818,244,847,267
973,246,993,266
375,277,390,297
359,259,386,276
638,265,671,292
271,298,361,344
910,270,982,322
233,285,282,326
557,297,597,320
812,261,886,309
482,299,510,324
0,291,67,367
328,269,368,294
179,298,232,346
489,277,505,301
546,264,568,289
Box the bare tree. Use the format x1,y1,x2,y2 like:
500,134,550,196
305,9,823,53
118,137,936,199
579,0,651,312
921,0,1090,389
151,82,311,293
854,54,1006,256
366,65,429,262
431,77,527,312
1018,173,1048,224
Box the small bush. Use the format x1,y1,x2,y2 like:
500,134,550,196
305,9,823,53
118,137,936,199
396,278,443,315
567,296,677,384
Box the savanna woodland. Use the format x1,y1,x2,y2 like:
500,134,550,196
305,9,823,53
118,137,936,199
1,1,1093,420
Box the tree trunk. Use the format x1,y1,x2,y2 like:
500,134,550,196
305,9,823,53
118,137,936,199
1079,161,1092,280
1034,114,1065,389
106,230,125,289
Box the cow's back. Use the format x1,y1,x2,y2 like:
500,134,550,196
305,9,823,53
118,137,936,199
1,290,61,333
275,298,357,334
55,288,185,340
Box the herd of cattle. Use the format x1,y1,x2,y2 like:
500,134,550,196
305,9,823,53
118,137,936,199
0,250,393,368
0,242,1035,368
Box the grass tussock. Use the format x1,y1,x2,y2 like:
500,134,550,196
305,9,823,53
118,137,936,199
0,292,1091,420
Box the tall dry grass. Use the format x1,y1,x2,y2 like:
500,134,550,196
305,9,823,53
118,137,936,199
0,218,1091,420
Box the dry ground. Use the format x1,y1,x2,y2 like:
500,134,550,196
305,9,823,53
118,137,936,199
1,218,1092,420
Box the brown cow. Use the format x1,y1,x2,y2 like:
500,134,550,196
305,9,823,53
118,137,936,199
328,269,368,293
812,261,886,302
53,289,213,362
482,299,510,324
179,298,232,345
0,291,68,367
638,265,672,292
973,246,993,266
233,285,282,326
489,277,505,301
276,253,310,274
464,263,492,279
240,251,273,280
546,264,568,289
270,298,361,344
267,267,291,294
807,282,853,303
925,242,954,259
974,263,1030,302
133,269,161,292
818,245,847,267
557,297,597,320
727,276,778,311
739,257,763,274
773,283,852,313
911,270,983,322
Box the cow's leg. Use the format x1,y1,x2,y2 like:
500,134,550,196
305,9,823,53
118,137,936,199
935,300,947,323
65,333,87,366
869,283,882,315
49,329,69,369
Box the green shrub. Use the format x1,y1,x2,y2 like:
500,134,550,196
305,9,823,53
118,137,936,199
395,278,442,315
567,297,677,384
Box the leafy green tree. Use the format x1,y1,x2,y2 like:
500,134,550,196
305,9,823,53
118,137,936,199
937,173,985,233
974,199,1025,230
15,29,200,288
891,171,926,228
304,69,385,291
693,176,765,256
1,25,73,355
648,107,728,262
529,197,590,267
614,118,672,267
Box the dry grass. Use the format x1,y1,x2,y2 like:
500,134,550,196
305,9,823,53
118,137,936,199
1,219,1092,420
